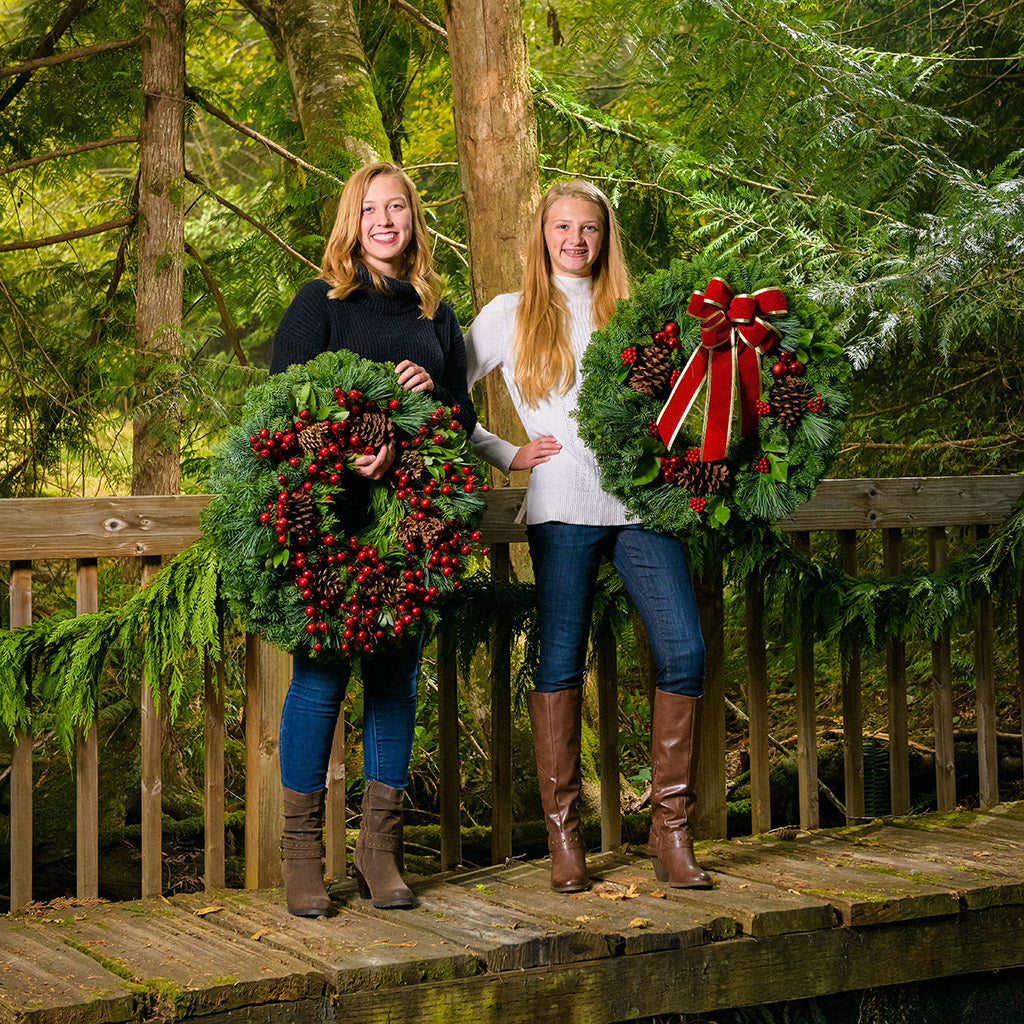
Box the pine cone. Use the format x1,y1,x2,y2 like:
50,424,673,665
770,376,808,430
346,408,395,452
396,514,446,548
283,491,318,533
392,448,427,483
364,569,405,605
298,421,331,453
628,345,673,397
676,459,732,496
310,567,345,601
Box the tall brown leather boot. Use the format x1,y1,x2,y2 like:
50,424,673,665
353,779,414,909
281,787,332,917
527,688,590,893
647,690,712,889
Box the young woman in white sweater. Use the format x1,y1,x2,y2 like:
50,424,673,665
465,181,711,892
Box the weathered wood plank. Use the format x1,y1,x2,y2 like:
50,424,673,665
476,487,527,544
698,834,960,926
436,623,462,870
330,903,1024,1024
838,531,865,823
929,526,957,811
695,558,727,839
744,573,771,833
75,559,100,901
22,899,325,1020
172,889,482,991
793,533,819,830
975,525,1000,808
489,544,513,865
0,920,139,1024
595,625,620,852
779,475,1024,531
10,560,33,911
204,653,227,889
592,856,835,939
344,877,609,971
140,556,163,899
883,528,911,816
453,861,724,956
0,495,212,558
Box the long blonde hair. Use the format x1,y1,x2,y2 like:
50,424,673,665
513,180,630,406
320,161,442,319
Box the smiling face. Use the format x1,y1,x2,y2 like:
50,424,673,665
543,197,605,279
358,174,414,276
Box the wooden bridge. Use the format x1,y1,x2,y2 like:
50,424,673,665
3,804,1024,1022
3,475,1024,1021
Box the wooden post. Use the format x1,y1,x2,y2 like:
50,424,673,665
324,708,346,883
596,625,620,852
794,532,819,830
745,573,771,833
75,558,100,900
695,557,727,839
489,544,513,864
244,636,290,889
838,532,865,823
9,561,33,911
882,528,910,816
975,524,999,808
140,556,163,898
203,652,227,889
1018,582,1024,791
437,624,462,870
928,527,956,811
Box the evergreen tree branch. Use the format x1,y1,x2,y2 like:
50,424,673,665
88,180,139,350
0,135,137,176
184,242,249,367
0,0,90,109
0,217,134,252
0,36,143,81
185,87,342,185
384,0,448,39
183,170,320,271
236,0,285,62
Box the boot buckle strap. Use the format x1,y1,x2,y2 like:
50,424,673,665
363,832,400,853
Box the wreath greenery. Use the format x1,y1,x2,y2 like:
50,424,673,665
202,349,487,660
577,256,852,539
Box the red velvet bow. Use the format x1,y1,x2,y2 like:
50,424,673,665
656,278,787,461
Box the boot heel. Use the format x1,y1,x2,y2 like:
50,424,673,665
651,855,669,883
353,866,371,901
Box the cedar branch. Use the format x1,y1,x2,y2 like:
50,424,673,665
184,242,249,366
1,135,137,176
0,37,142,79
384,0,447,39
0,217,135,252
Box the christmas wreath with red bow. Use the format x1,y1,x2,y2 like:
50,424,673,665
576,256,851,537
202,349,487,660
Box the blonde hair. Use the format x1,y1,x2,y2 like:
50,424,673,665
513,180,630,407
320,161,442,319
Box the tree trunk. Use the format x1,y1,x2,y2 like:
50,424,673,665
271,0,390,179
133,0,185,496
446,0,540,483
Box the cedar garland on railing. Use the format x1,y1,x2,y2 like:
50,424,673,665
2,494,1024,747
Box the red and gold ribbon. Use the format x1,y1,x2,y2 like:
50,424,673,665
656,278,787,461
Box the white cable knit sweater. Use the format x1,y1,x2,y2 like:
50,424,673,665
465,274,638,527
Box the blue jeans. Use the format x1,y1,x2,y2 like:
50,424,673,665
278,638,423,794
526,522,705,696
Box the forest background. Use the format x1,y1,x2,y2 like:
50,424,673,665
1,0,1023,894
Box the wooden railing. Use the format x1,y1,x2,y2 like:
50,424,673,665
3,477,1023,910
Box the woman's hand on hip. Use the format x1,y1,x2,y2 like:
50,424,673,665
510,435,562,471
351,443,396,480
395,359,434,392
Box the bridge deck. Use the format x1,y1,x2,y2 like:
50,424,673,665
3,803,1024,1023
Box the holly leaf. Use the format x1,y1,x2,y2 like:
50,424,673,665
637,435,664,453
711,501,731,526
632,452,660,486
769,455,789,484
617,363,631,385
271,547,291,568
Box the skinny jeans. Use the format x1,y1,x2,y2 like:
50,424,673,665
278,638,422,794
526,522,705,696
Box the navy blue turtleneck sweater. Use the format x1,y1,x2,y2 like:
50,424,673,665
269,269,477,434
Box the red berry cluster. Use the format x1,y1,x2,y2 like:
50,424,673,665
647,420,660,437
659,454,682,483
770,349,804,378
685,447,701,463
688,496,707,512
755,399,771,417
669,368,681,388
753,456,771,473
653,320,681,351
807,393,825,413
621,346,638,365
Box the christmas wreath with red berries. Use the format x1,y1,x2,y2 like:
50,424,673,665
576,256,852,538
202,349,487,660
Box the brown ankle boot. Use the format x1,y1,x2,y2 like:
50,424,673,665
528,688,589,893
647,691,712,889
281,787,332,917
353,780,414,909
